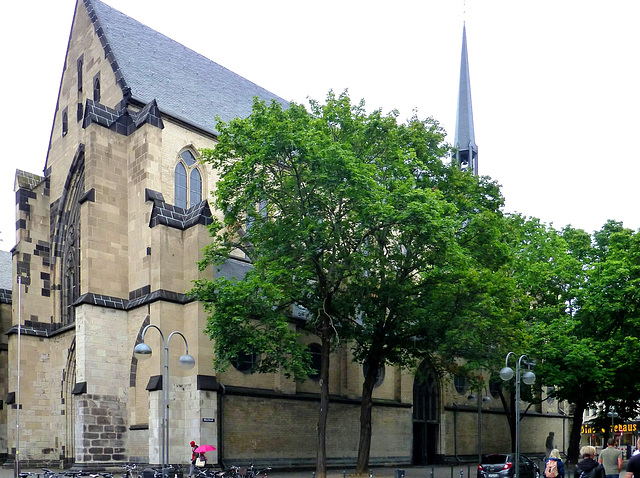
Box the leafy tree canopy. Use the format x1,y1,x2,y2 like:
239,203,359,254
190,91,528,474
526,220,640,462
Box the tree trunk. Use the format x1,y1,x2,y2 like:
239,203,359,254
315,322,331,478
567,401,586,465
355,359,379,474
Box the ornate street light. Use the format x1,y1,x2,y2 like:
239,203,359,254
134,325,195,476
500,352,535,478
607,406,619,439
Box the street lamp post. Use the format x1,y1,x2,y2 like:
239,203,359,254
15,275,22,478
468,387,491,463
607,406,618,439
500,353,536,478
134,325,195,476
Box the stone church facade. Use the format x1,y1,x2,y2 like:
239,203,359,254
2,0,570,470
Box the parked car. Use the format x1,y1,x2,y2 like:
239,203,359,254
478,453,540,478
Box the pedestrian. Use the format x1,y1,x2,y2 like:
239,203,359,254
545,449,565,478
599,438,623,478
575,446,605,478
546,432,556,458
189,440,198,478
626,438,640,478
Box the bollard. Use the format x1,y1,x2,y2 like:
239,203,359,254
395,470,405,478
344,471,347,478
370,472,374,478
460,470,464,478
313,472,315,478
430,467,434,478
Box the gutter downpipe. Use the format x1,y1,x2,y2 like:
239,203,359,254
453,403,461,465
218,383,226,469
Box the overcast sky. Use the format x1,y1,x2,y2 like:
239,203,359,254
1,0,639,251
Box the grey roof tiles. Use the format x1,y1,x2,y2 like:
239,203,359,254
86,0,288,136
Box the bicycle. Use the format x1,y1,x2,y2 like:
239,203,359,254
121,464,139,478
88,473,113,478
228,464,271,478
195,470,223,478
152,464,182,478
247,466,271,478
42,468,60,478
19,472,41,478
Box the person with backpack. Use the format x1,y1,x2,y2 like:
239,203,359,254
575,446,605,478
599,438,623,478
545,449,565,478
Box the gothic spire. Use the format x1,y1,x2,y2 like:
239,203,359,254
454,23,478,175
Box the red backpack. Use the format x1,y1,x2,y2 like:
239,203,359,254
545,460,559,478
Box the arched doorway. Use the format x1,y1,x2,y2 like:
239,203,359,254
413,361,440,465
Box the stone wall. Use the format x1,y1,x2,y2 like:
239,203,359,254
222,394,411,467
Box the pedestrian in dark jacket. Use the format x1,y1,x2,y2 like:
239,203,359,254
575,446,605,478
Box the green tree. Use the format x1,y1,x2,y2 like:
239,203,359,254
191,91,519,475
530,221,640,463
473,214,572,453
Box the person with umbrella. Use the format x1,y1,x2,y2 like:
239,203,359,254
189,441,200,478
190,442,216,477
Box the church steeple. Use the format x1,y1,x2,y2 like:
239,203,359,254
454,23,478,175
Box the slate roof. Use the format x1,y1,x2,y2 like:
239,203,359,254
145,188,214,230
454,24,478,174
83,98,164,135
85,0,288,136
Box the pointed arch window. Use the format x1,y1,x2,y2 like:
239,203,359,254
60,167,84,326
174,149,202,209
77,56,83,92
190,169,202,207
175,163,187,209
93,73,101,102
62,108,68,137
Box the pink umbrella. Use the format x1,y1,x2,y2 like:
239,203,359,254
194,444,216,453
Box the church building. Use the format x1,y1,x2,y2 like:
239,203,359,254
2,0,569,470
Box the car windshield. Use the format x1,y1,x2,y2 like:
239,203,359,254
482,454,509,464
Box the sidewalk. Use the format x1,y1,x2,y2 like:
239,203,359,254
0,462,630,478
0,465,480,478
0,464,532,478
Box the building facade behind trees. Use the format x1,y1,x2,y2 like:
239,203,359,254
1,0,568,468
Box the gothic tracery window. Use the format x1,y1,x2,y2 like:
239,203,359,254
174,149,202,209
59,165,84,325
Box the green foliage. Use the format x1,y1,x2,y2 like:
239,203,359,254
518,219,640,461
190,90,529,472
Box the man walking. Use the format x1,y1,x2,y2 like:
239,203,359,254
626,438,640,478
546,432,555,458
599,438,622,478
